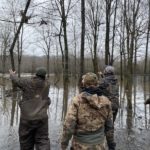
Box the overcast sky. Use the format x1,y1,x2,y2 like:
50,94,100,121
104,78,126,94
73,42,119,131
0,0,149,59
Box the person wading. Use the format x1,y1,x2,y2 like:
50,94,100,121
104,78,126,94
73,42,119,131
61,72,116,150
9,67,51,150
100,66,119,123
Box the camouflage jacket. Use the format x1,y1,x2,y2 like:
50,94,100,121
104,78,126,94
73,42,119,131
100,74,119,110
10,75,50,120
61,92,115,149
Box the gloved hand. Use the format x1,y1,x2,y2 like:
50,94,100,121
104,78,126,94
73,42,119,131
108,142,116,150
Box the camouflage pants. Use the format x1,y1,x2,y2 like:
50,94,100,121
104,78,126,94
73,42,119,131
71,138,106,150
19,118,50,150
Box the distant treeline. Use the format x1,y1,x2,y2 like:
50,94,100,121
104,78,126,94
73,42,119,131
0,55,149,75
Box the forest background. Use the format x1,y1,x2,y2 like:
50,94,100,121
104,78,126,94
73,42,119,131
0,0,149,76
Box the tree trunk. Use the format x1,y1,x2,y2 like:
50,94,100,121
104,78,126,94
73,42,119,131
111,0,118,65
144,0,150,75
18,25,24,77
47,51,50,78
93,30,98,74
61,0,69,118
2,45,6,75
9,0,31,71
79,0,85,89
105,0,112,65
73,25,77,78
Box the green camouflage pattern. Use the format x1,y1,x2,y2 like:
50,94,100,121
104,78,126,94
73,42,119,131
82,72,99,86
61,92,115,150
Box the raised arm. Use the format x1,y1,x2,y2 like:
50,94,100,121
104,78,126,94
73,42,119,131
9,69,30,89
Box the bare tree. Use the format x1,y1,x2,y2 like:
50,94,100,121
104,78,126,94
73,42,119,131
8,0,32,126
110,0,119,65
37,26,52,78
86,0,103,74
124,0,141,75
105,0,113,65
17,26,24,77
0,25,11,75
79,0,85,81
53,0,72,117
9,0,31,71
144,0,150,75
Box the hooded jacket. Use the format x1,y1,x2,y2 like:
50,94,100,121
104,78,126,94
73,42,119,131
61,88,115,150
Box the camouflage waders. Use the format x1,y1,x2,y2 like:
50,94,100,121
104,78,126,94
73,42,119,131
19,118,50,150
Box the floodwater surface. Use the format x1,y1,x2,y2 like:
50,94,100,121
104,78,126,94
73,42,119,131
0,75,150,150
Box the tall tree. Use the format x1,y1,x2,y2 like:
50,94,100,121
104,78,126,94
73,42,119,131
17,25,24,77
144,0,150,75
8,0,31,126
110,0,118,65
105,0,112,65
0,25,11,75
79,0,85,89
9,0,31,71
86,0,102,74
37,26,52,78
54,0,72,117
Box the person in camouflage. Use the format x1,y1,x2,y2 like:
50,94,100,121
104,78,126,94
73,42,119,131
100,66,119,123
9,67,50,150
61,72,116,150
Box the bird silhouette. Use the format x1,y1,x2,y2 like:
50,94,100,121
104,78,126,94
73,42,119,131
40,19,48,26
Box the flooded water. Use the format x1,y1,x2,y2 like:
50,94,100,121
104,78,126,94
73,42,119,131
0,75,150,150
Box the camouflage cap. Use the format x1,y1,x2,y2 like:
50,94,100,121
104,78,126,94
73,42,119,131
104,66,115,74
36,67,47,77
82,72,98,86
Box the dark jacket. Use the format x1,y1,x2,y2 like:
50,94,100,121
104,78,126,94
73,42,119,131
10,75,50,120
100,74,119,111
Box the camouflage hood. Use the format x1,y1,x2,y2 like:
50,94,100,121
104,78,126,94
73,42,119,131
81,92,108,110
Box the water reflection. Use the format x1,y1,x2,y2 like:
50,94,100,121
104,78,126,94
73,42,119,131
0,75,150,150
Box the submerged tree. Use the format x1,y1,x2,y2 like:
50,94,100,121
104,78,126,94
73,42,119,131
37,26,52,78
53,0,72,117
